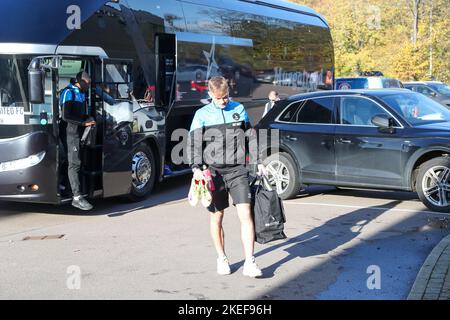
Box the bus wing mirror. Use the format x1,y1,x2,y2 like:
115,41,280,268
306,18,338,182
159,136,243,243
28,60,45,104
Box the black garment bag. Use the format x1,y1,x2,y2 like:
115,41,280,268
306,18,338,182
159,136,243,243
250,175,287,244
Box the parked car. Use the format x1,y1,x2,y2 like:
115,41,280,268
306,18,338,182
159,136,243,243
335,77,403,90
403,81,450,108
257,89,450,212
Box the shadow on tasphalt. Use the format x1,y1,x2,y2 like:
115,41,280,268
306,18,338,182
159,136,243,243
230,200,402,279
0,175,191,218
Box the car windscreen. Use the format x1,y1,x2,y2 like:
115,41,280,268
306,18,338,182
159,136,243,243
428,83,450,96
335,78,368,90
379,92,450,125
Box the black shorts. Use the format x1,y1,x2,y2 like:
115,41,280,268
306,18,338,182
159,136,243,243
207,166,252,213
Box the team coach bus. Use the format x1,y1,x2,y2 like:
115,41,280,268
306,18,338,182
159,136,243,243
0,0,334,204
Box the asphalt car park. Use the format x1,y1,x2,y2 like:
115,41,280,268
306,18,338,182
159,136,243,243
0,175,448,299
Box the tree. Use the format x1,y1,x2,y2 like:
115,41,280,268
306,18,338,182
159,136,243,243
407,0,422,47
293,0,449,82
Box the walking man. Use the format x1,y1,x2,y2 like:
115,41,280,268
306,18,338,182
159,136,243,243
189,76,266,277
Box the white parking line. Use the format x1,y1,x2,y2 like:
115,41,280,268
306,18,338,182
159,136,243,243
284,201,450,216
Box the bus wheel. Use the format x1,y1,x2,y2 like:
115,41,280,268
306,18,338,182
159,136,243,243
128,143,156,201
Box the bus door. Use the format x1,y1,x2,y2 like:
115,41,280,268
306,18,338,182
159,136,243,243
100,59,134,197
156,34,181,170
57,58,100,200
155,33,176,108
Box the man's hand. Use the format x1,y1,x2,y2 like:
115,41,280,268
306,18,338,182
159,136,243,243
193,168,204,180
257,164,268,176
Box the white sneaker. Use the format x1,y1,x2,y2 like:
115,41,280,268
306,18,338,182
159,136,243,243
217,256,231,275
243,256,262,278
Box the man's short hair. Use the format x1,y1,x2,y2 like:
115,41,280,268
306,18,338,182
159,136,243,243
76,71,91,83
269,90,279,96
208,76,228,94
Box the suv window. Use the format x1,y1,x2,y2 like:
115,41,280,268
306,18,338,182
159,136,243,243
404,85,418,92
278,102,302,122
416,85,435,97
296,98,334,124
340,96,391,126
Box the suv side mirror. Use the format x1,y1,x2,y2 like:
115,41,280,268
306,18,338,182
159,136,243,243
372,114,396,133
28,59,45,104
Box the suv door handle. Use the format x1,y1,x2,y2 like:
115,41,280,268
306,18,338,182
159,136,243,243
337,138,352,144
284,135,298,141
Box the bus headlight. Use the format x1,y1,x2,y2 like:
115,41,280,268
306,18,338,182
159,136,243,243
0,151,46,172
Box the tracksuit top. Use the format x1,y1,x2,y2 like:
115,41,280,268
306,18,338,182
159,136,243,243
60,83,86,106
189,100,254,171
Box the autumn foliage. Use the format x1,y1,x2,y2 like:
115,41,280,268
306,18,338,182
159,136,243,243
294,0,450,82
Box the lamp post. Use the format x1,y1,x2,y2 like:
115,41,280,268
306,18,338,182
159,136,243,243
429,0,434,79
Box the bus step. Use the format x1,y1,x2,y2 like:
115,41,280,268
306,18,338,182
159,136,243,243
163,168,192,179
81,170,102,176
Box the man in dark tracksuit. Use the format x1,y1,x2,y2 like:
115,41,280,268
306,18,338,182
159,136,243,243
60,71,95,211
189,76,266,277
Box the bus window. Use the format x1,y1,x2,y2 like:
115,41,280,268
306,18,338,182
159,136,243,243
180,2,226,36
58,60,83,89
102,61,134,125
0,55,54,125
125,0,186,33
104,62,132,100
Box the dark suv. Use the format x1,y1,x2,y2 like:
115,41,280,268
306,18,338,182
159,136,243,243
257,89,450,212
403,81,450,108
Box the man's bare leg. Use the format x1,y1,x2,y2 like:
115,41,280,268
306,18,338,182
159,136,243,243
236,203,255,260
210,210,226,257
